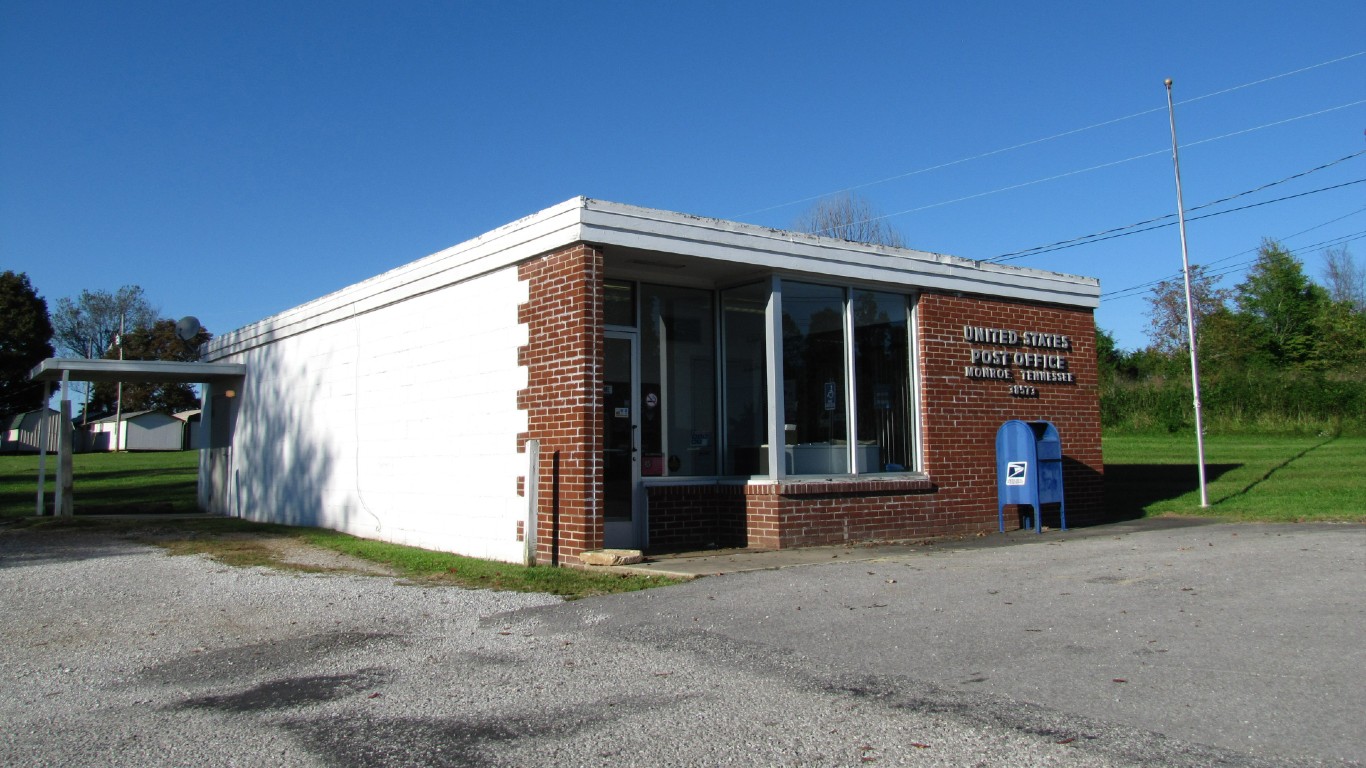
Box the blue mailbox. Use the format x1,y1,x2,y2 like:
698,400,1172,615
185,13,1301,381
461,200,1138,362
996,420,1067,533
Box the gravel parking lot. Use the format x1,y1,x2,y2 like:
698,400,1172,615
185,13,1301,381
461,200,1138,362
2,520,1360,767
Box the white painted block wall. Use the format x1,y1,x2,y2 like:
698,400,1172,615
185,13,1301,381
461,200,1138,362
216,265,530,562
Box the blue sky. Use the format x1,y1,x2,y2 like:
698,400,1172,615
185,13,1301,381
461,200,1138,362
3,1,1363,353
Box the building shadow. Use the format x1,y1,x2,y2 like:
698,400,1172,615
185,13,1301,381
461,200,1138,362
1099,461,1241,523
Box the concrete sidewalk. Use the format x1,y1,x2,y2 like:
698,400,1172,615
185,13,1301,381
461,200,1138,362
615,516,1222,578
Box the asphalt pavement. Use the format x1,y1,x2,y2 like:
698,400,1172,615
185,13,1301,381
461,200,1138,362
2,517,1361,766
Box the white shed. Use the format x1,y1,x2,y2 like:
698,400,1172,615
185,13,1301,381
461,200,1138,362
173,409,202,449
1,409,62,454
87,410,185,452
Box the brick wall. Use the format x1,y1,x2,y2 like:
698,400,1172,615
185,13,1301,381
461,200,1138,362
916,291,1104,531
646,484,748,552
517,244,604,565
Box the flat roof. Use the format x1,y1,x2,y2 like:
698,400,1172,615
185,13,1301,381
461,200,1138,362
29,358,247,384
206,197,1102,359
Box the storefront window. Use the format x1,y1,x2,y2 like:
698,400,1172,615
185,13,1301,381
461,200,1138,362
604,280,636,327
782,282,849,474
640,284,716,476
627,278,915,480
720,283,768,475
853,290,913,472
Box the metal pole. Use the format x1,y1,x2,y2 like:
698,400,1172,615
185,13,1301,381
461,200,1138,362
35,383,51,516
114,313,125,452
82,339,91,425
56,370,74,516
1165,78,1210,508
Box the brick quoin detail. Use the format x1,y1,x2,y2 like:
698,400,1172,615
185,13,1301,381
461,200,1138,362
517,244,604,566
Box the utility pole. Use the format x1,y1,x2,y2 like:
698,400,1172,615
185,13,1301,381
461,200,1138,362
1164,78,1210,508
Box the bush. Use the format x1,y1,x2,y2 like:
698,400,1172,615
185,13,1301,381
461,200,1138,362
1101,370,1366,436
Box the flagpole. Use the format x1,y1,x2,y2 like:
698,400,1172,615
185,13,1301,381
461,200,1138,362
1165,78,1210,508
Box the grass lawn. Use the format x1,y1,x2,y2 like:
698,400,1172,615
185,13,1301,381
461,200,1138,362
1102,433,1365,522
0,451,679,598
0,450,200,517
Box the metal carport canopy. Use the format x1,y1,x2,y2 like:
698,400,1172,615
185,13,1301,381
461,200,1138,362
27,358,247,517
29,358,246,384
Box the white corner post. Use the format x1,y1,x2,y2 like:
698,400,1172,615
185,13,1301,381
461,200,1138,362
55,370,75,516
524,438,540,566
1165,78,1210,508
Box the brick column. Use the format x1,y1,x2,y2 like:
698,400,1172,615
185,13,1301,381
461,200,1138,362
517,244,605,565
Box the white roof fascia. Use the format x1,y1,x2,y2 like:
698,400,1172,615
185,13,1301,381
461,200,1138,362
577,199,1100,308
206,198,589,359
207,197,1100,360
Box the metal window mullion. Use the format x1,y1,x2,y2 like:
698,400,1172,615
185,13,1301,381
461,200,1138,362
843,287,858,474
908,294,923,471
765,277,785,481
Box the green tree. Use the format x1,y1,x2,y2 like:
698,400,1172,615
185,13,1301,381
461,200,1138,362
1095,327,1139,383
1234,239,1326,367
0,271,56,419
88,319,212,415
1143,263,1230,356
1196,306,1262,376
1309,295,1366,372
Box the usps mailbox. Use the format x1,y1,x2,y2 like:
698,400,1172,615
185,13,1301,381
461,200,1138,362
996,420,1067,533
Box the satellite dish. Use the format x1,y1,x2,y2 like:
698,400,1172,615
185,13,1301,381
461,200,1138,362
175,316,203,342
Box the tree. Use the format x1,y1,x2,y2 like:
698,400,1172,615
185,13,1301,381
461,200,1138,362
1143,263,1230,356
1234,239,1326,367
1308,297,1366,372
1095,327,1130,382
794,192,906,248
1321,246,1364,312
51,285,158,359
0,271,56,419
87,319,212,416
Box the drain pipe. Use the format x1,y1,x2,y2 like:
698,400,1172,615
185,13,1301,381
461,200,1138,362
551,450,561,567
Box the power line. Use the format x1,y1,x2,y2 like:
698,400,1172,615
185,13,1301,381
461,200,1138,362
990,177,1366,263
990,150,1366,262
818,99,1366,239
1102,227,1366,300
731,50,1366,219
1107,231,1366,301
1101,217,1366,298
1196,206,1366,271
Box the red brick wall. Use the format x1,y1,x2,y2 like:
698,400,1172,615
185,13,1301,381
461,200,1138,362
517,244,604,565
745,478,940,548
916,292,1103,531
646,485,747,552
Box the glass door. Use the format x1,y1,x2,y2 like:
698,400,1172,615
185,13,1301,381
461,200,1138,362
603,332,644,549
